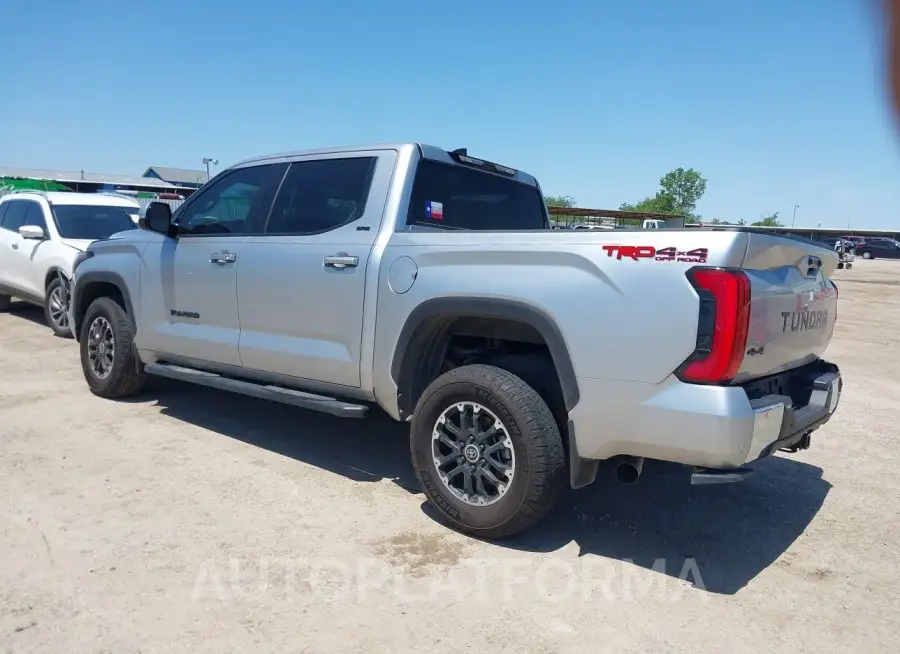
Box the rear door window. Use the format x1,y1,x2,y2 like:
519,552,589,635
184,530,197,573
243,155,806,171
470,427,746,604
264,157,377,235
406,160,547,231
0,201,29,232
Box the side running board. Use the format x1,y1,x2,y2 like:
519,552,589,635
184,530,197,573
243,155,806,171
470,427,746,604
144,363,369,418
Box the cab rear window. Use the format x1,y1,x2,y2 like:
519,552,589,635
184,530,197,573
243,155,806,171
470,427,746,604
407,160,547,231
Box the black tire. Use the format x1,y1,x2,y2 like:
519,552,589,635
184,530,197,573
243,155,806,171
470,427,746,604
44,276,73,338
0,294,10,312
79,296,146,398
410,364,567,539
862,252,873,259
486,353,567,429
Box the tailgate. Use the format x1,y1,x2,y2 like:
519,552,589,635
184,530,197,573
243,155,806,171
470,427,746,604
735,232,838,382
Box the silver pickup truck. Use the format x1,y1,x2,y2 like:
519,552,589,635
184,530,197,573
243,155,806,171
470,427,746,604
68,143,842,538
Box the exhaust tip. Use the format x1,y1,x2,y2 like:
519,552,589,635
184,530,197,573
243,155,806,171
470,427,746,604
615,456,645,484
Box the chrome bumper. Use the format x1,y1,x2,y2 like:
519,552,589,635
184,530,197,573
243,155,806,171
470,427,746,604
745,367,842,464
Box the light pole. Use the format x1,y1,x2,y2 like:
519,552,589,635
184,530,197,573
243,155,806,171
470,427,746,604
791,204,800,227
201,157,218,184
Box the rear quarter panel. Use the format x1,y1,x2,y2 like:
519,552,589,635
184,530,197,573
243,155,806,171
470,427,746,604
371,230,751,416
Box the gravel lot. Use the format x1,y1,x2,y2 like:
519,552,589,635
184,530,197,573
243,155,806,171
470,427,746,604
2,260,899,653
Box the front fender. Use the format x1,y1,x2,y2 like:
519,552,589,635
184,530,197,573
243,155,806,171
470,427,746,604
71,270,136,341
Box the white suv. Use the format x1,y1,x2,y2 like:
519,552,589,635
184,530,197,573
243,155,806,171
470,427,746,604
0,191,140,336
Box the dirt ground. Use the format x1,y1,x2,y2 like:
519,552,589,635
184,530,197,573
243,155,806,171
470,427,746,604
1,260,898,654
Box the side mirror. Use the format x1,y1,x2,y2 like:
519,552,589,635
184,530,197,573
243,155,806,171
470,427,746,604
139,201,173,235
18,224,45,240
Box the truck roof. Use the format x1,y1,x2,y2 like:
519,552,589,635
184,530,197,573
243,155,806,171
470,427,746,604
232,143,540,187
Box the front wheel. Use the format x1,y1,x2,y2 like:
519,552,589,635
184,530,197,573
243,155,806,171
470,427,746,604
0,294,10,312
410,364,567,539
80,297,146,398
44,276,73,338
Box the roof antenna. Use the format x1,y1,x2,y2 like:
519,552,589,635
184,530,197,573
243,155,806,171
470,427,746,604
450,148,467,156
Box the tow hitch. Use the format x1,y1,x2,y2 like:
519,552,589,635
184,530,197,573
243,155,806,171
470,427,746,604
781,432,812,453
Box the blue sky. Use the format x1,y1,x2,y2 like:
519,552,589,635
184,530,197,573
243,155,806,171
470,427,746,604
2,0,898,228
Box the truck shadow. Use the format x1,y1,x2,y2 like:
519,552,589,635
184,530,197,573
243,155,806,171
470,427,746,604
145,379,420,492
144,379,830,596
476,456,831,595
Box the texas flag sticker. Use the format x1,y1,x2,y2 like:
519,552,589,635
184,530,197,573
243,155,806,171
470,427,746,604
426,200,444,221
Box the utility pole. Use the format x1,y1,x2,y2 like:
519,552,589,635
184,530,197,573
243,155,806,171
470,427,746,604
792,204,800,227
201,157,218,185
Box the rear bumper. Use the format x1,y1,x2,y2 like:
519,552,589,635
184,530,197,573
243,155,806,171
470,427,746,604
746,366,841,461
568,360,841,476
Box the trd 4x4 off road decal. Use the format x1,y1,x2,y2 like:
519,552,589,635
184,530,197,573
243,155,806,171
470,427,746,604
601,245,709,263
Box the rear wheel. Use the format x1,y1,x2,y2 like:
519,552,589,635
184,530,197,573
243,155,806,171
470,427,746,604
410,364,567,539
80,297,146,398
862,251,873,259
44,276,73,338
0,294,10,312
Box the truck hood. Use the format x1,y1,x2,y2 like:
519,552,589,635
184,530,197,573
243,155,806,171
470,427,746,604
59,238,95,252
61,228,145,253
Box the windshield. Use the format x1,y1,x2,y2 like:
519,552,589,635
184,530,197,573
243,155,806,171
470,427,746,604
51,204,138,240
407,160,547,230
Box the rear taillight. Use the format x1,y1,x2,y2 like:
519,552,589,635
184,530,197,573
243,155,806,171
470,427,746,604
676,267,751,385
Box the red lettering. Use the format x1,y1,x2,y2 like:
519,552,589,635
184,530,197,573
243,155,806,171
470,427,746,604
601,245,657,260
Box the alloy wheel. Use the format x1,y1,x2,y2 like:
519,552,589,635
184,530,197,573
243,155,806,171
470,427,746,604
431,401,516,506
86,317,115,379
48,281,70,330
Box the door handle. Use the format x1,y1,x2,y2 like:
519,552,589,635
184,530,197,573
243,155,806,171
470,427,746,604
324,254,359,269
210,252,237,265
11,243,18,250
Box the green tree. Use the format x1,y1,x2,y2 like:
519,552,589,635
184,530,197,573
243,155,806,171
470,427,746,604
544,195,576,208
618,192,676,214
659,168,708,217
619,167,707,223
751,212,782,227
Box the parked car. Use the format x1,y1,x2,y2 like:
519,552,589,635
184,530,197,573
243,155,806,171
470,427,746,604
855,238,900,259
570,223,614,230
67,143,842,538
0,191,140,336
839,235,869,248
